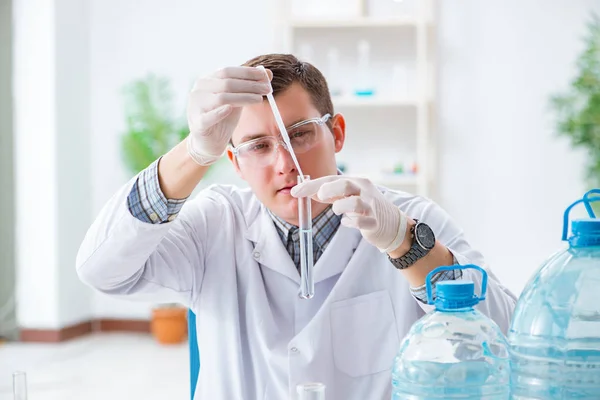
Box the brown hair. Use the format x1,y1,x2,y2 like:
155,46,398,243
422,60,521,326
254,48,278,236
242,53,334,121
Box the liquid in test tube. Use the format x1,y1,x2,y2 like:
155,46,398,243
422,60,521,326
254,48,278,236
298,174,314,299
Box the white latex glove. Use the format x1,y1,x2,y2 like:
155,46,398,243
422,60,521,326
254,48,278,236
186,66,272,165
291,175,409,253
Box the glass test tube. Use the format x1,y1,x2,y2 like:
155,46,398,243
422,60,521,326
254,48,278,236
298,175,314,299
297,382,326,400
13,371,27,400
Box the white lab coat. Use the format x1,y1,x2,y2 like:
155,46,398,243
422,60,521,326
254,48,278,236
76,179,517,400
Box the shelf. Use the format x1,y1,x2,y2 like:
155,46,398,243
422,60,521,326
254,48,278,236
290,16,420,29
374,175,419,189
333,96,419,108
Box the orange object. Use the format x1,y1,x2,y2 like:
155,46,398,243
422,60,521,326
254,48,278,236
411,162,418,174
151,306,188,345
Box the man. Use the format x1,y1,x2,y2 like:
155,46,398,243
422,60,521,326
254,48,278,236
77,54,516,399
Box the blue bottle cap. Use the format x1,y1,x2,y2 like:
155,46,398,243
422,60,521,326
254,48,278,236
562,189,600,247
572,219,600,235
571,219,600,247
435,280,479,310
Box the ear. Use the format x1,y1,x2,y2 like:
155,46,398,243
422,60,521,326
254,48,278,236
331,113,346,153
226,148,245,180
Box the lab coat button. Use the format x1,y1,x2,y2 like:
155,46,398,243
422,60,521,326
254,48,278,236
253,251,260,259
290,347,299,353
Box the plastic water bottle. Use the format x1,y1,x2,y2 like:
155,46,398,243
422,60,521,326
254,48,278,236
392,265,511,399
508,189,600,399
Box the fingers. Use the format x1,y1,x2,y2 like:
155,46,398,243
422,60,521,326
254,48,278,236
255,65,274,83
332,196,371,216
317,179,361,203
189,104,233,132
197,77,271,96
291,175,352,199
341,215,378,230
213,66,271,82
189,90,264,112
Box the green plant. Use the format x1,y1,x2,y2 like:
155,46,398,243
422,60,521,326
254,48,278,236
120,74,189,175
120,74,226,312
550,13,600,192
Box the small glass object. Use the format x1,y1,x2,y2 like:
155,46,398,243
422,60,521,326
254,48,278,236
13,371,27,400
354,40,375,97
327,47,343,97
297,382,326,400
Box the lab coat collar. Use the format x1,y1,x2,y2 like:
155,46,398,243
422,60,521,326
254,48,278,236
245,204,363,284
245,206,302,284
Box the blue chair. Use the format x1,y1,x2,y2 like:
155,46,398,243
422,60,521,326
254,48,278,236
188,309,200,400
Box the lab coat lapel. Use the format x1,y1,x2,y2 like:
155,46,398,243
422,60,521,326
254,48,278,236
245,206,300,284
313,224,363,283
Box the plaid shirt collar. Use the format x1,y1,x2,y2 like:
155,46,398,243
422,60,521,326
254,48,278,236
268,205,341,253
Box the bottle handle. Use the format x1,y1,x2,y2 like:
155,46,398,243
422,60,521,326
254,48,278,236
426,264,488,305
562,189,600,241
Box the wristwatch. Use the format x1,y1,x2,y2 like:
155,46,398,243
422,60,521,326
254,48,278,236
388,219,436,270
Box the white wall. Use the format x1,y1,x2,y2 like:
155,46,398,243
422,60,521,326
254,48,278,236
14,0,61,328
0,0,18,340
55,0,94,327
437,0,600,295
85,0,600,320
13,0,93,329
89,0,278,319
12,0,588,324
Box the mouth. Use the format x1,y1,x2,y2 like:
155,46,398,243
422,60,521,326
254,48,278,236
277,184,297,194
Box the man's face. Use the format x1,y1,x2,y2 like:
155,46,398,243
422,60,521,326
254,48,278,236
227,83,346,225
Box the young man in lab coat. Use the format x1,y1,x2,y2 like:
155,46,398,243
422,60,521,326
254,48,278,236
77,54,516,400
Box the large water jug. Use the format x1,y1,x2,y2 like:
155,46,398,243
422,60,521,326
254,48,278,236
508,189,600,399
392,264,511,399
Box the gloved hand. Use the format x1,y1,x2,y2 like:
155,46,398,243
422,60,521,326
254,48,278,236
291,175,409,253
186,66,273,165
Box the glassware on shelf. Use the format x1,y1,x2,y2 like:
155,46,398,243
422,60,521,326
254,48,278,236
366,0,418,18
354,40,375,97
326,47,343,97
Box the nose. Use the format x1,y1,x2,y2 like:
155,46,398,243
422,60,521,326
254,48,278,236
273,144,297,175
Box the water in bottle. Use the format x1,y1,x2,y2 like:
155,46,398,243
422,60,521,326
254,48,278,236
392,264,510,399
508,189,600,399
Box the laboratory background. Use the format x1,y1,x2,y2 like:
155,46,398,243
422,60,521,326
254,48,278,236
1,0,600,398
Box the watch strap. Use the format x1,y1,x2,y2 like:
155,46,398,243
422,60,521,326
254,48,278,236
388,221,433,270
389,241,428,270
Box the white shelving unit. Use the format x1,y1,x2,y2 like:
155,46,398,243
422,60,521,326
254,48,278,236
289,16,419,28
275,0,437,197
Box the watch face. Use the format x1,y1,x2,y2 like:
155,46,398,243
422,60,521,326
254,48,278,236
415,223,435,250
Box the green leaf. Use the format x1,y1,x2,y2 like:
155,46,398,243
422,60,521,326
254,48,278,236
550,12,600,188
120,74,188,176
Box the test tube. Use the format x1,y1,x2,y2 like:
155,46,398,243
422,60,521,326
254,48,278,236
298,174,314,299
13,371,27,400
297,382,326,400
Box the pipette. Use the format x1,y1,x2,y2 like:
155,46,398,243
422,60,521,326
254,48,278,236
256,66,314,299
256,66,305,181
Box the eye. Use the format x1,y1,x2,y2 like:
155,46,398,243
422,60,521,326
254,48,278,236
290,130,309,138
247,140,272,153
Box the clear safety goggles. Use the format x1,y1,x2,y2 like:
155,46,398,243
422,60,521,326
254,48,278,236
230,114,331,169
